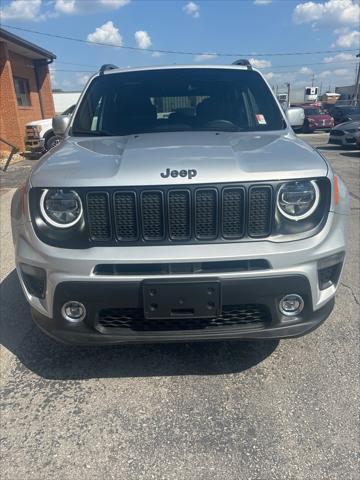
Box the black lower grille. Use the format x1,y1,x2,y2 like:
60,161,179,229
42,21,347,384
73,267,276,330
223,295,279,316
85,183,274,245
96,304,270,332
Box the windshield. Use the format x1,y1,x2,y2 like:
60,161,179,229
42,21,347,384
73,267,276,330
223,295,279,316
71,68,285,136
305,108,326,116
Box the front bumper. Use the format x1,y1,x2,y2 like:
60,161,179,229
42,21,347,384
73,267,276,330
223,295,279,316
12,204,347,344
31,276,335,345
309,124,333,131
25,138,45,153
329,135,357,146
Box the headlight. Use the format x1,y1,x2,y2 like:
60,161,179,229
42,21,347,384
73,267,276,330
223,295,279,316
40,189,82,228
277,180,320,221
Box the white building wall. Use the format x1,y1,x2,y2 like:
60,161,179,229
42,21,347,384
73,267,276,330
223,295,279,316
53,92,81,114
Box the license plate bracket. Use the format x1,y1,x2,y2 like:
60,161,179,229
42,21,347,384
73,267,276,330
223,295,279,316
143,280,221,320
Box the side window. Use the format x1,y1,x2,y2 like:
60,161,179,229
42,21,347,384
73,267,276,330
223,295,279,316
13,77,31,107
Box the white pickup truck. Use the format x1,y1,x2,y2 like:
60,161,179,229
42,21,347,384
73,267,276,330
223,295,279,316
25,105,75,153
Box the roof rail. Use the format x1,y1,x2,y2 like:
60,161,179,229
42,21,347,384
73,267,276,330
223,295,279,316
99,64,118,75
232,59,252,70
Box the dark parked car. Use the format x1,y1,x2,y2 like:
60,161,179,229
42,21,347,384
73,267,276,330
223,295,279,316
302,106,334,133
329,120,360,148
328,106,360,125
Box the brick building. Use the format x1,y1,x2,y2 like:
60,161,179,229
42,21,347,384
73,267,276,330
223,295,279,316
0,28,56,152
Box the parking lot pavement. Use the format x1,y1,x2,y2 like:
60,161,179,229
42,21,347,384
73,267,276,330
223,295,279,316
0,134,359,480
0,157,38,191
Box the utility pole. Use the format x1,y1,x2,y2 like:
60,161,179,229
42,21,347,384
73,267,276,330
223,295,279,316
311,73,315,87
354,53,360,106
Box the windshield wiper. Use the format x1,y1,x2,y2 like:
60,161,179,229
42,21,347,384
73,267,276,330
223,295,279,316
71,129,113,137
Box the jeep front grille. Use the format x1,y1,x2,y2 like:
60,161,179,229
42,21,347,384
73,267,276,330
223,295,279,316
85,184,273,244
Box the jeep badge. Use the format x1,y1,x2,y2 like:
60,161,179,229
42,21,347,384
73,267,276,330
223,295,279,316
160,168,197,179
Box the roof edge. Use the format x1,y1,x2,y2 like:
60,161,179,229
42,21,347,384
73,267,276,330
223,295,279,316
0,27,56,60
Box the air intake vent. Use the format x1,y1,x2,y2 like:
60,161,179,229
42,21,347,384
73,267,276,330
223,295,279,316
86,192,111,240
248,186,273,237
168,190,191,240
114,192,138,241
222,187,245,239
141,191,164,240
195,189,218,239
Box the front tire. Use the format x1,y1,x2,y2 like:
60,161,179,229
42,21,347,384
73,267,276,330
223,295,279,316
45,134,61,151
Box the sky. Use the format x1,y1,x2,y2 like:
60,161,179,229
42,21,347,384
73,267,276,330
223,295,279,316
1,0,359,98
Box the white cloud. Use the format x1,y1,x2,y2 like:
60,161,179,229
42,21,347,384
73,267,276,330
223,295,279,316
334,29,360,47
87,21,123,46
323,52,354,62
50,66,56,85
249,58,271,69
318,70,332,78
299,66,313,74
0,0,44,21
334,26,350,35
333,68,350,75
152,51,163,58
76,73,90,86
194,53,218,62
54,0,75,13
293,0,360,26
254,0,272,5
263,72,275,81
134,31,152,49
54,0,130,15
100,0,130,7
183,2,200,18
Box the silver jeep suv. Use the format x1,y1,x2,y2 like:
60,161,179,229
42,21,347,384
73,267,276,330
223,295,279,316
11,62,349,345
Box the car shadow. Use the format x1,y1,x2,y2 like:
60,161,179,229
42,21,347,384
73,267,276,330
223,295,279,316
341,151,360,158
0,270,279,380
316,145,344,151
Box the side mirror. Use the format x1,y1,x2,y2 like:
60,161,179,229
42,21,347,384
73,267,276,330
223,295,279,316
52,115,70,137
286,107,305,128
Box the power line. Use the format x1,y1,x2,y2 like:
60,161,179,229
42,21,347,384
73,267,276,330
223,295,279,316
2,24,359,58
53,59,358,70
50,61,358,76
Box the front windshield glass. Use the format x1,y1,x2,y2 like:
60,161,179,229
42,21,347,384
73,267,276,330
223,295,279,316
305,108,325,115
71,68,285,136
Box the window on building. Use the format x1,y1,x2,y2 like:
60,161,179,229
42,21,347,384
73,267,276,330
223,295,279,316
13,77,31,107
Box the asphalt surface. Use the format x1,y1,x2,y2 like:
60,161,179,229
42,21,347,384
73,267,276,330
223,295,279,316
0,133,359,480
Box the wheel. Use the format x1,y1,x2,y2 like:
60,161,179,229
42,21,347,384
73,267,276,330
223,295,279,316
45,134,61,151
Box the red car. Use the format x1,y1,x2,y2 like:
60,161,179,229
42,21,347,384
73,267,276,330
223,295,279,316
302,106,334,133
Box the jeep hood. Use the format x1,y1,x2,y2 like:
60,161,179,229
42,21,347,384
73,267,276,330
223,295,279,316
26,118,52,128
30,131,328,188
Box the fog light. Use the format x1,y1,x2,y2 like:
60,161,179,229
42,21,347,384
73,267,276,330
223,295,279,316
61,301,86,323
279,294,304,316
